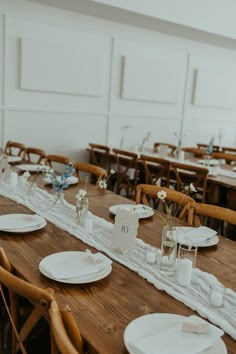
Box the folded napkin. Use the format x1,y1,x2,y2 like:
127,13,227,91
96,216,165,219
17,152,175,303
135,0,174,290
40,251,112,280
128,316,223,354
175,226,217,244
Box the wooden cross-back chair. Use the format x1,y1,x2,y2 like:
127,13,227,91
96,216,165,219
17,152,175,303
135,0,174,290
197,143,220,152
0,247,54,354
24,147,47,164
88,143,110,170
169,162,208,203
183,202,236,239
112,148,138,199
136,184,195,224
222,146,236,155
153,142,176,155
182,147,206,158
45,154,72,172
49,301,84,354
211,152,236,164
74,162,108,184
139,154,170,187
4,141,26,157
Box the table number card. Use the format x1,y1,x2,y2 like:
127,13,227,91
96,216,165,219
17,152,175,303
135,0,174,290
111,208,139,253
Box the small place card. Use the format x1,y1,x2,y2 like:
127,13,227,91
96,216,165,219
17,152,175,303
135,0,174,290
111,208,139,253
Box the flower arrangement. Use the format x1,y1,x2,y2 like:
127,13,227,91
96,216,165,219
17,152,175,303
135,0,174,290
97,169,115,190
206,137,214,155
156,183,197,227
75,188,88,223
174,130,186,151
139,131,151,152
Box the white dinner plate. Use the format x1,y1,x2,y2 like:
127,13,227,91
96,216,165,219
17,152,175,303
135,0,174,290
17,164,50,172
124,313,227,354
109,204,154,219
0,213,46,232
39,251,112,284
232,166,236,172
43,175,78,185
175,226,219,247
198,159,219,166
7,156,22,163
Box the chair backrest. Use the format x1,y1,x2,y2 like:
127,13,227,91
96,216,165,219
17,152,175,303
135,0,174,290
197,143,220,152
45,154,72,172
24,147,47,164
0,247,54,354
184,202,236,237
222,146,236,155
169,162,208,202
88,143,110,170
74,162,108,183
112,148,138,199
139,154,170,187
49,300,84,354
153,142,176,155
182,147,206,158
4,141,26,157
211,152,236,164
136,184,195,224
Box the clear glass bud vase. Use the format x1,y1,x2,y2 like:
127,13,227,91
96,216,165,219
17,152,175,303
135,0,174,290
160,226,177,275
76,197,89,224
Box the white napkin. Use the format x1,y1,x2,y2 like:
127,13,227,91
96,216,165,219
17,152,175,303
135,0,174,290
175,226,217,244
117,204,151,215
128,316,224,354
40,252,112,280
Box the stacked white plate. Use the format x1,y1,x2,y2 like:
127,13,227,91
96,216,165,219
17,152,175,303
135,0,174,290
17,164,50,172
43,175,78,185
109,204,154,219
0,214,47,233
39,251,112,284
174,226,219,247
8,156,22,163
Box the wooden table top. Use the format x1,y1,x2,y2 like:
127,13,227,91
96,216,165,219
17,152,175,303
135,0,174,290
0,180,236,354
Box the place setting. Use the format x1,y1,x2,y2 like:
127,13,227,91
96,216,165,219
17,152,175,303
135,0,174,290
173,226,219,247
109,204,154,219
39,249,112,284
0,213,47,233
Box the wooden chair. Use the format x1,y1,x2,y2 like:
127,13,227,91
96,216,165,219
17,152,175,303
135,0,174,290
211,152,236,164
4,141,26,157
139,154,170,187
169,162,208,203
184,202,236,238
0,247,54,354
182,147,206,158
222,146,236,155
153,142,176,155
74,162,108,184
88,143,110,170
136,184,195,224
45,154,72,172
197,143,220,152
24,147,47,164
49,300,84,354
112,148,139,199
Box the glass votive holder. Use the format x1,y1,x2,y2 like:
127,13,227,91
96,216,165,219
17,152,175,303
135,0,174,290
176,244,198,287
145,246,156,264
209,284,226,307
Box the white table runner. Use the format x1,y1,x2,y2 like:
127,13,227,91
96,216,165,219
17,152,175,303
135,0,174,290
0,181,236,340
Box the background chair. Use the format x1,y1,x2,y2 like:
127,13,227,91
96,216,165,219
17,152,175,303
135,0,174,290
222,146,236,155
45,154,72,172
169,162,208,202
112,148,139,199
74,162,108,184
211,152,236,164
4,141,26,157
182,147,206,158
49,301,84,354
139,154,170,187
88,143,110,170
136,184,195,224
24,147,47,164
153,142,176,155
197,143,220,152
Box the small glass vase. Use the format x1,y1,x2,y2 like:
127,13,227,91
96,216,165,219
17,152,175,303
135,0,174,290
76,197,89,224
160,226,177,275
52,192,65,206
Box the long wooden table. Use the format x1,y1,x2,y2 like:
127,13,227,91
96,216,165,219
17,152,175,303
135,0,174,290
0,180,236,354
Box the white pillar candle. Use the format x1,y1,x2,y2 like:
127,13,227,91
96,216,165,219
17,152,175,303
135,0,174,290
83,218,93,231
176,258,192,287
145,247,156,264
209,285,225,307
8,171,18,186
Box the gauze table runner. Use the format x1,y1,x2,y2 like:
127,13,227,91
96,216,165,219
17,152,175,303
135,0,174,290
0,181,236,340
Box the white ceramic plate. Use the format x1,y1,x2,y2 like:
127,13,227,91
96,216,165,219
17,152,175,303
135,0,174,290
198,159,219,166
175,226,219,247
0,214,46,232
109,204,154,219
8,156,22,163
17,164,50,172
39,251,112,284
43,175,78,185
124,313,227,354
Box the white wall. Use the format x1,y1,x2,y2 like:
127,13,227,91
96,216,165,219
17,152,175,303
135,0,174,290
0,0,236,162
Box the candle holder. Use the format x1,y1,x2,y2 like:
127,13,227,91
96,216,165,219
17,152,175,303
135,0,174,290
176,244,197,287
160,226,178,275
145,246,156,264
209,284,226,308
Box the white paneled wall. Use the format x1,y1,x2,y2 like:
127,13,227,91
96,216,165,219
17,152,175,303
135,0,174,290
1,1,236,162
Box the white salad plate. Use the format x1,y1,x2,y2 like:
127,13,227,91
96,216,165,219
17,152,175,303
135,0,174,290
124,313,227,354
109,204,154,219
8,156,22,163
43,175,78,185
0,214,47,233
198,159,219,166
39,251,112,284
17,164,50,172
